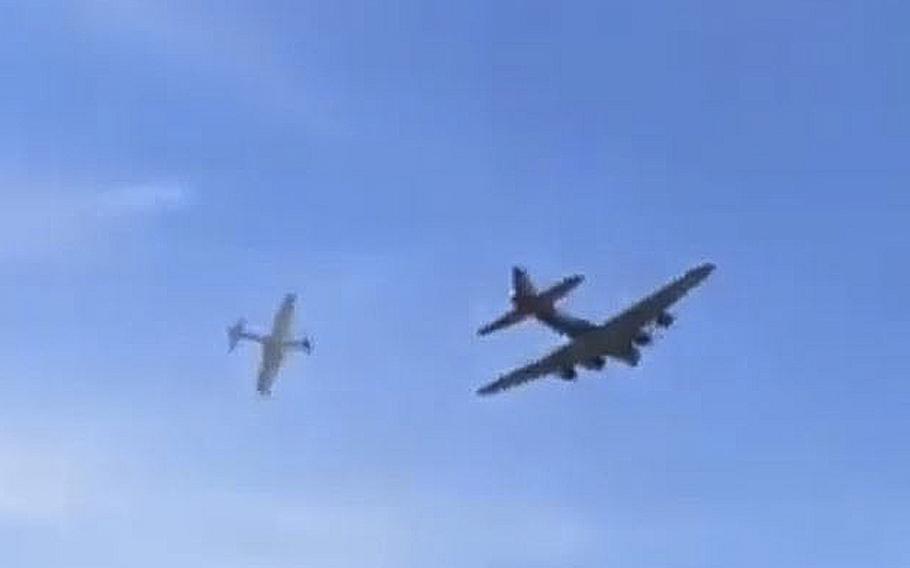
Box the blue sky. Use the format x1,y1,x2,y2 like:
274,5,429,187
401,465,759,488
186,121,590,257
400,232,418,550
1,1,908,566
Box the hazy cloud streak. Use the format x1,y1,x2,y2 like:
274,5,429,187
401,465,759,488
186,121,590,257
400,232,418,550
0,183,191,261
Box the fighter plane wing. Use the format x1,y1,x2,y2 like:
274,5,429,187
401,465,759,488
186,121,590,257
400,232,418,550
476,343,577,396
603,262,715,341
477,310,527,336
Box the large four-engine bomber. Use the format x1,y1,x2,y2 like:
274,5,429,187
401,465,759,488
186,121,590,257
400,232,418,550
475,263,715,396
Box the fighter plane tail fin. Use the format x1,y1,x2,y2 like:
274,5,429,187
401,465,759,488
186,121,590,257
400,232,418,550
227,319,246,353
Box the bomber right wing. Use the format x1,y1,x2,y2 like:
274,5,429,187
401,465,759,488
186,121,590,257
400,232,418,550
476,342,578,396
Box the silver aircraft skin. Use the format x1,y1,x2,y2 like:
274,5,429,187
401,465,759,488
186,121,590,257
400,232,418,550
227,293,312,396
476,263,715,396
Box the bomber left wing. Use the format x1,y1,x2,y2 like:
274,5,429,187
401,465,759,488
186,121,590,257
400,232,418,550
602,262,715,346
476,343,578,396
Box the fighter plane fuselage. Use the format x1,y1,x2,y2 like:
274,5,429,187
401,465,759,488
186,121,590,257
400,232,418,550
256,294,297,395
270,293,297,342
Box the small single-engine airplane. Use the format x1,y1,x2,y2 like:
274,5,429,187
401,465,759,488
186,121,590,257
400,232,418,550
227,293,313,397
475,263,715,396
477,267,584,336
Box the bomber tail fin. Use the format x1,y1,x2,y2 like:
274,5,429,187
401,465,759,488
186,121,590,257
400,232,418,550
511,266,536,301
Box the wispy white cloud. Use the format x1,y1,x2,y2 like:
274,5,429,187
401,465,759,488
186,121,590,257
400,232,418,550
58,481,598,568
73,0,339,133
0,182,191,261
0,437,85,524
95,183,190,217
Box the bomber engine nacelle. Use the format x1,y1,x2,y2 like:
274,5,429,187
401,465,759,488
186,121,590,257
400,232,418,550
580,356,606,370
558,366,578,381
656,312,675,328
633,332,653,346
